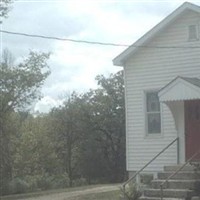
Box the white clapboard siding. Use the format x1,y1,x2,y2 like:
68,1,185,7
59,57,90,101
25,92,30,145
125,10,200,172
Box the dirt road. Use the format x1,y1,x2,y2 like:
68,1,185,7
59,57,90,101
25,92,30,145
22,185,120,200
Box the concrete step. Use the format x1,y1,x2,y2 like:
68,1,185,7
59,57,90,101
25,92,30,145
151,179,200,189
164,165,196,172
157,171,200,180
143,188,194,198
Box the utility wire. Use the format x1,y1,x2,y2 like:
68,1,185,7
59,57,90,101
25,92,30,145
1,29,200,49
0,30,129,47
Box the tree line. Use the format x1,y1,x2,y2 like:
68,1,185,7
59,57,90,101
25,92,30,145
0,50,126,195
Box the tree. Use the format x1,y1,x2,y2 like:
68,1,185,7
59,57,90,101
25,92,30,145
13,114,60,177
50,92,83,187
0,68,125,194
89,70,126,182
0,0,12,22
0,49,50,113
0,50,50,194
78,125,109,184
76,71,126,183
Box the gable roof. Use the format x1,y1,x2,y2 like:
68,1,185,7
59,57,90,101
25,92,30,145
113,2,200,66
181,77,200,88
158,76,200,102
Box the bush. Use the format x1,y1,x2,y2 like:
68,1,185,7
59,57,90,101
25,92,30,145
0,173,71,196
72,178,88,187
35,173,70,190
51,173,70,189
24,175,39,192
121,182,142,200
0,180,9,196
8,178,29,194
3,174,89,195
36,174,54,190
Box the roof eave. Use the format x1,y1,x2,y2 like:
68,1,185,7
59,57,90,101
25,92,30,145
113,2,200,66
113,46,135,66
158,76,200,102
112,57,123,66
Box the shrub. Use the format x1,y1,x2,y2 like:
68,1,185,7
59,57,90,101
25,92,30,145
8,178,29,194
121,182,142,200
51,173,70,189
24,175,41,192
0,180,9,195
36,174,54,190
35,173,70,190
72,178,88,187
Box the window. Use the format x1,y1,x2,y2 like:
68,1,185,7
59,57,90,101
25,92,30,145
146,91,161,134
188,25,198,41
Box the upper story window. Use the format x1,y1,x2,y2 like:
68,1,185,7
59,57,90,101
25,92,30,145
146,91,161,134
188,25,198,41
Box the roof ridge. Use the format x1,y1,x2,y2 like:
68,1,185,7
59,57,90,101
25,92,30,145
113,2,200,66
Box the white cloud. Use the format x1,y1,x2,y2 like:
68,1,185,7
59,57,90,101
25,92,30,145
34,96,63,113
3,0,198,112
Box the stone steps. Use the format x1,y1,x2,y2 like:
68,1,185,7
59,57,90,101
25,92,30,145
138,164,200,200
157,171,200,180
151,179,200,189
164,165,196,172
143,188,194,198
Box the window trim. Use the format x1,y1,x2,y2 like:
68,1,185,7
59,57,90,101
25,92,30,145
144,90,163,137
188,24,199,41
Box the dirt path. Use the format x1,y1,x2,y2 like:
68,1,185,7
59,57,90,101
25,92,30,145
22,185,120,200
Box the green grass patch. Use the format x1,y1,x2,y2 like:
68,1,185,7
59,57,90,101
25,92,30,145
0,184,120,200
66,190,121,200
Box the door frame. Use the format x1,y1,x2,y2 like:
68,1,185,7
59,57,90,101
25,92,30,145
184,100,200,161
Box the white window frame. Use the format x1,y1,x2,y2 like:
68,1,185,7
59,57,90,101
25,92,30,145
144,90,162,136
188,24,199,41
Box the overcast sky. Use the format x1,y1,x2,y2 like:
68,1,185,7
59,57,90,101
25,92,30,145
1,0,198,112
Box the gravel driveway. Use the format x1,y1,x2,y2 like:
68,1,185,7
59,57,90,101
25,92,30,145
21,185,119,200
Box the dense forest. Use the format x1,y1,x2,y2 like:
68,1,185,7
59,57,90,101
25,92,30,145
0,49,126,195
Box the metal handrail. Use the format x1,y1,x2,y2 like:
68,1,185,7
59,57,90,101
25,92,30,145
160,149,200,200
122,137,179,197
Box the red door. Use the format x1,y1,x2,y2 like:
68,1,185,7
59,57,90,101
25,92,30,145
185,100,200,161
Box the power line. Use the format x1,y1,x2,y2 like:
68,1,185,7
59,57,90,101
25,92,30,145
1,29,200,49
0,30,129,47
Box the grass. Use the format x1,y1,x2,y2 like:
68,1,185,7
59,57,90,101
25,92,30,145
0,184,121,200
65,190,121,200
0,185,101,200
